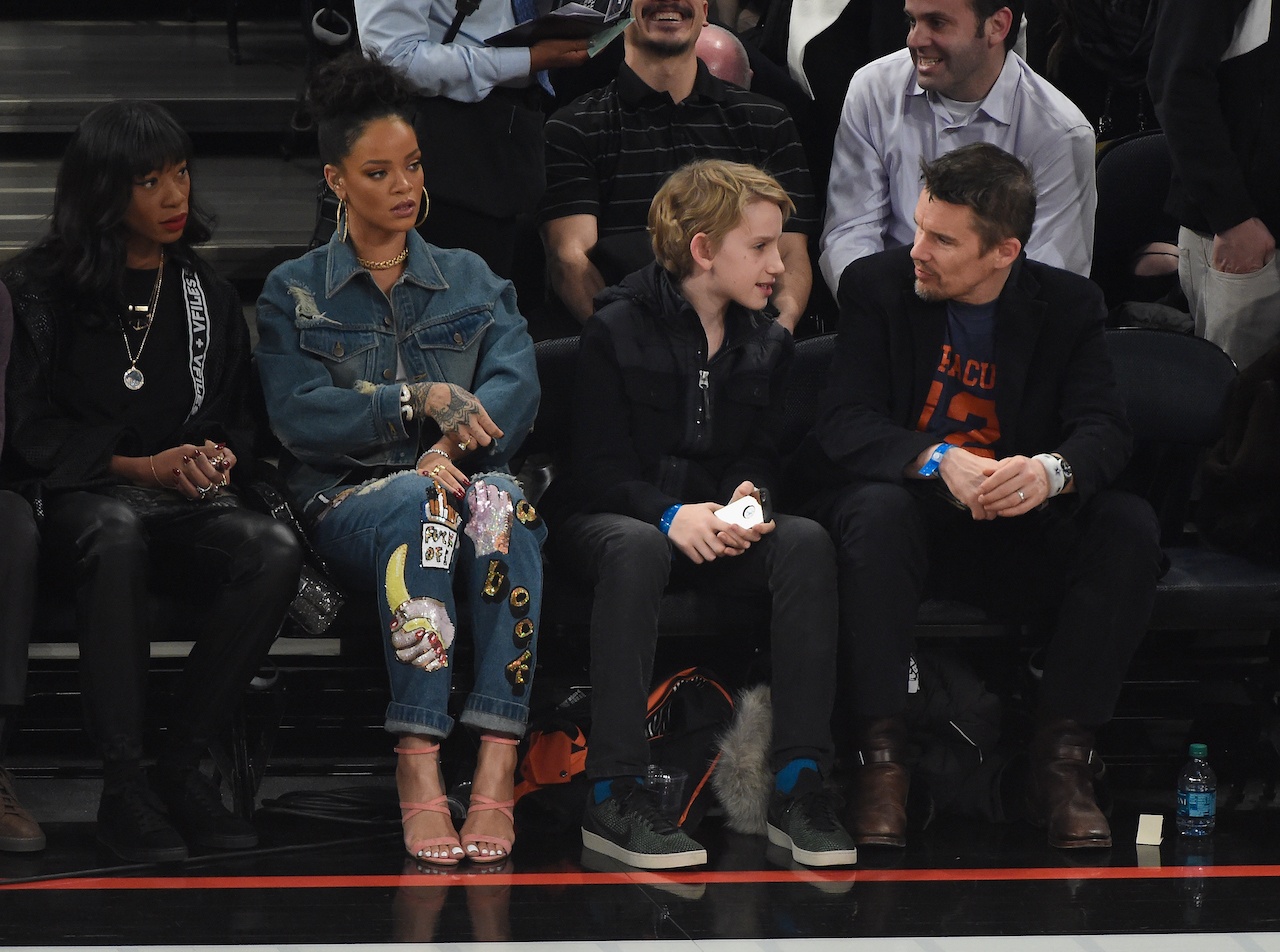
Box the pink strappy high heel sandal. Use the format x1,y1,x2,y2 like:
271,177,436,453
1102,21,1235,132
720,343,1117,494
395,744,464,866
461,735,519,862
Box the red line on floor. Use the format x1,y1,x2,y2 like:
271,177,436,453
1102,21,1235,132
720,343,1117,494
3,865,1277,891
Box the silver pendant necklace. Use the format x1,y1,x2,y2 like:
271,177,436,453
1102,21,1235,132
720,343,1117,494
120,253,164,391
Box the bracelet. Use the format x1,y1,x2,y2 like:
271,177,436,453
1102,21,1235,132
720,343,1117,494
917,442,953,477
149,455,166,489
658,504,682,535
1034,453,1066,497
418,447,451,468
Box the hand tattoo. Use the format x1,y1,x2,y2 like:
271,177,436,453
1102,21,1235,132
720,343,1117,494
406,383,482,432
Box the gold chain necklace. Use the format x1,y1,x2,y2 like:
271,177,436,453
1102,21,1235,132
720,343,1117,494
356,247,409,271
120,252,164,391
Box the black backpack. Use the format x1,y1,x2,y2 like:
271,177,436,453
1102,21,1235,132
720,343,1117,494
646,667,736,829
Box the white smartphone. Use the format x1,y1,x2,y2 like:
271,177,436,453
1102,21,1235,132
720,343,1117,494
714,494,766,529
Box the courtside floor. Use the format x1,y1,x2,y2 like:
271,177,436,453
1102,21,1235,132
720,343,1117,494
3,795,1280,946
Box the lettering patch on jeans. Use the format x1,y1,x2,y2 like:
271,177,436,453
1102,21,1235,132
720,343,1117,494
421,485,462,570
505,649,532,694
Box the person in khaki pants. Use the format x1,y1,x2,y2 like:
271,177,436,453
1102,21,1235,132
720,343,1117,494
1149,0,1280,371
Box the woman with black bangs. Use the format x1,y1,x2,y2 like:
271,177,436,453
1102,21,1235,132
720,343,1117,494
1,100,302,863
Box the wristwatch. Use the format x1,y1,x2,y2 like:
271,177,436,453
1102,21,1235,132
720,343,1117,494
1056,454,1073,488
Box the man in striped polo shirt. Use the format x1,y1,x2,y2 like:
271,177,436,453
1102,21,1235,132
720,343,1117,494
538,0,817,332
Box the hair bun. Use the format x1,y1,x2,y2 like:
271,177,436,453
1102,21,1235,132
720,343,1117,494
307,53,414,122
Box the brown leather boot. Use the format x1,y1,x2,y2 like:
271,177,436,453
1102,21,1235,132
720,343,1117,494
1025,718,1111,849
0,767,46,853
845,717,910,847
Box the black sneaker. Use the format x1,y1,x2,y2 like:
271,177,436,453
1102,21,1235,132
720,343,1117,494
766,768,857,867
581,780,707,870
97,782,189,863
158,767,258,850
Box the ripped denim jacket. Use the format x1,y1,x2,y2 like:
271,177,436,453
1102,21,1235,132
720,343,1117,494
254,230,540,508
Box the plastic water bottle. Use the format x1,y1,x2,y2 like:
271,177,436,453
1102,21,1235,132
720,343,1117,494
1175,743,1217,836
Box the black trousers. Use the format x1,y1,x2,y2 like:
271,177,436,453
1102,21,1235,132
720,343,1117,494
552,512,839,779
0,492,38,710
39,491,302,763
802,482,1163,727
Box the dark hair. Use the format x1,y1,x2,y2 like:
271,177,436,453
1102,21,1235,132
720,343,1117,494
919,142,1036,251
6,100,212,326
307,54,417,166
970,0,1023,52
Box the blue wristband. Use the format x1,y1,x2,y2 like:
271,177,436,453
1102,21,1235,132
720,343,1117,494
658,504,682,535
917,442,953,477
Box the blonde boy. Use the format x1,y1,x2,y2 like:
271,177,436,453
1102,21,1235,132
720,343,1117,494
545,160,857,870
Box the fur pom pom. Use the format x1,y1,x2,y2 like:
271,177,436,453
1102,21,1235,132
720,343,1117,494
711,684,773,834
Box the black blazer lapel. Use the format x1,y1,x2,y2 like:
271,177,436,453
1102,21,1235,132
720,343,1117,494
903,288,947,429
992,259,1048,454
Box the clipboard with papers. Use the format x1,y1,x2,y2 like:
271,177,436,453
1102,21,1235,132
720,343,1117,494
486,0,632,47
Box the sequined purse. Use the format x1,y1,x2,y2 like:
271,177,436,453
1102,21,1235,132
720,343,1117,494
244,481,346,635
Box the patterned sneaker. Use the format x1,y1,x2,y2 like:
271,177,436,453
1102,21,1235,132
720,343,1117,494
766,768,857,867
581,779,707,870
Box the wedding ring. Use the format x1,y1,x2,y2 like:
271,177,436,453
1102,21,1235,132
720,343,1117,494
1017,489,1026,501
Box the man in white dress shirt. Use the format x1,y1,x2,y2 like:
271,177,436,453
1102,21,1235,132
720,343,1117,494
818,0,1095,294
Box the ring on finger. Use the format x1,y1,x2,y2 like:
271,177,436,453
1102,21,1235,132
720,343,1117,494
430,464,445,477
1017,489,1026,501
197,483,216,500
458,438,472,451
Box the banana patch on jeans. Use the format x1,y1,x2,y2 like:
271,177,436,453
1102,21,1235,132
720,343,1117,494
505,649,532,694
421,483,462,570
463,480,513,556
514,499,543,531
481,559,510,603
386,543,454,672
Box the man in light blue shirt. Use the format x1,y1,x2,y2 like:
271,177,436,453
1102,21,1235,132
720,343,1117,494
818,0,1095,294
356,0,590,279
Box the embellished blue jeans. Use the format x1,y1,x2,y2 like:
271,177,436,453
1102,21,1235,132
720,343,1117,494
311,470,546,739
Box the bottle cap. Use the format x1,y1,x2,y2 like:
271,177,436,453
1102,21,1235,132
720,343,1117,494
1189,743,1208,758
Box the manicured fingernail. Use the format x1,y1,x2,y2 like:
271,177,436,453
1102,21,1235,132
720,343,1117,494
454,490,464,499
173,469,182,476
182,456,191,463
461,477,471,486
215,443,226,450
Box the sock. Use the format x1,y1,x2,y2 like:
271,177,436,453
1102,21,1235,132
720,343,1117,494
593,776,641,803
775,758,819,794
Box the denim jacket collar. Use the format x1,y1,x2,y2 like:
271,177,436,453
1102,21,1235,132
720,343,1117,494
324,229,449,298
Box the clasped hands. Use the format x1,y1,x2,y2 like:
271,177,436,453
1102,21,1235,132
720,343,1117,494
925,445,1050,520
667,481,775,564
150,441,236,501
409,382,503,499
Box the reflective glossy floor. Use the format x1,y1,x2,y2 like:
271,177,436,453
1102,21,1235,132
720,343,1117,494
3,784,1280,946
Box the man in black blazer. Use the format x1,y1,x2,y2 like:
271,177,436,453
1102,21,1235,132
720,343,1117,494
798,143,1163,851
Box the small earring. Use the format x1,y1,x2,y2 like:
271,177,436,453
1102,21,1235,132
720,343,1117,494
414,186,430,228
336,196,348,243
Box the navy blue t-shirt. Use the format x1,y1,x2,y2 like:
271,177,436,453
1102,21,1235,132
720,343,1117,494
915,299,1000,458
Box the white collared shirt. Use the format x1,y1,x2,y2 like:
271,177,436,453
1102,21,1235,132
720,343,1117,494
819,48,1097,293
355,0,533,102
